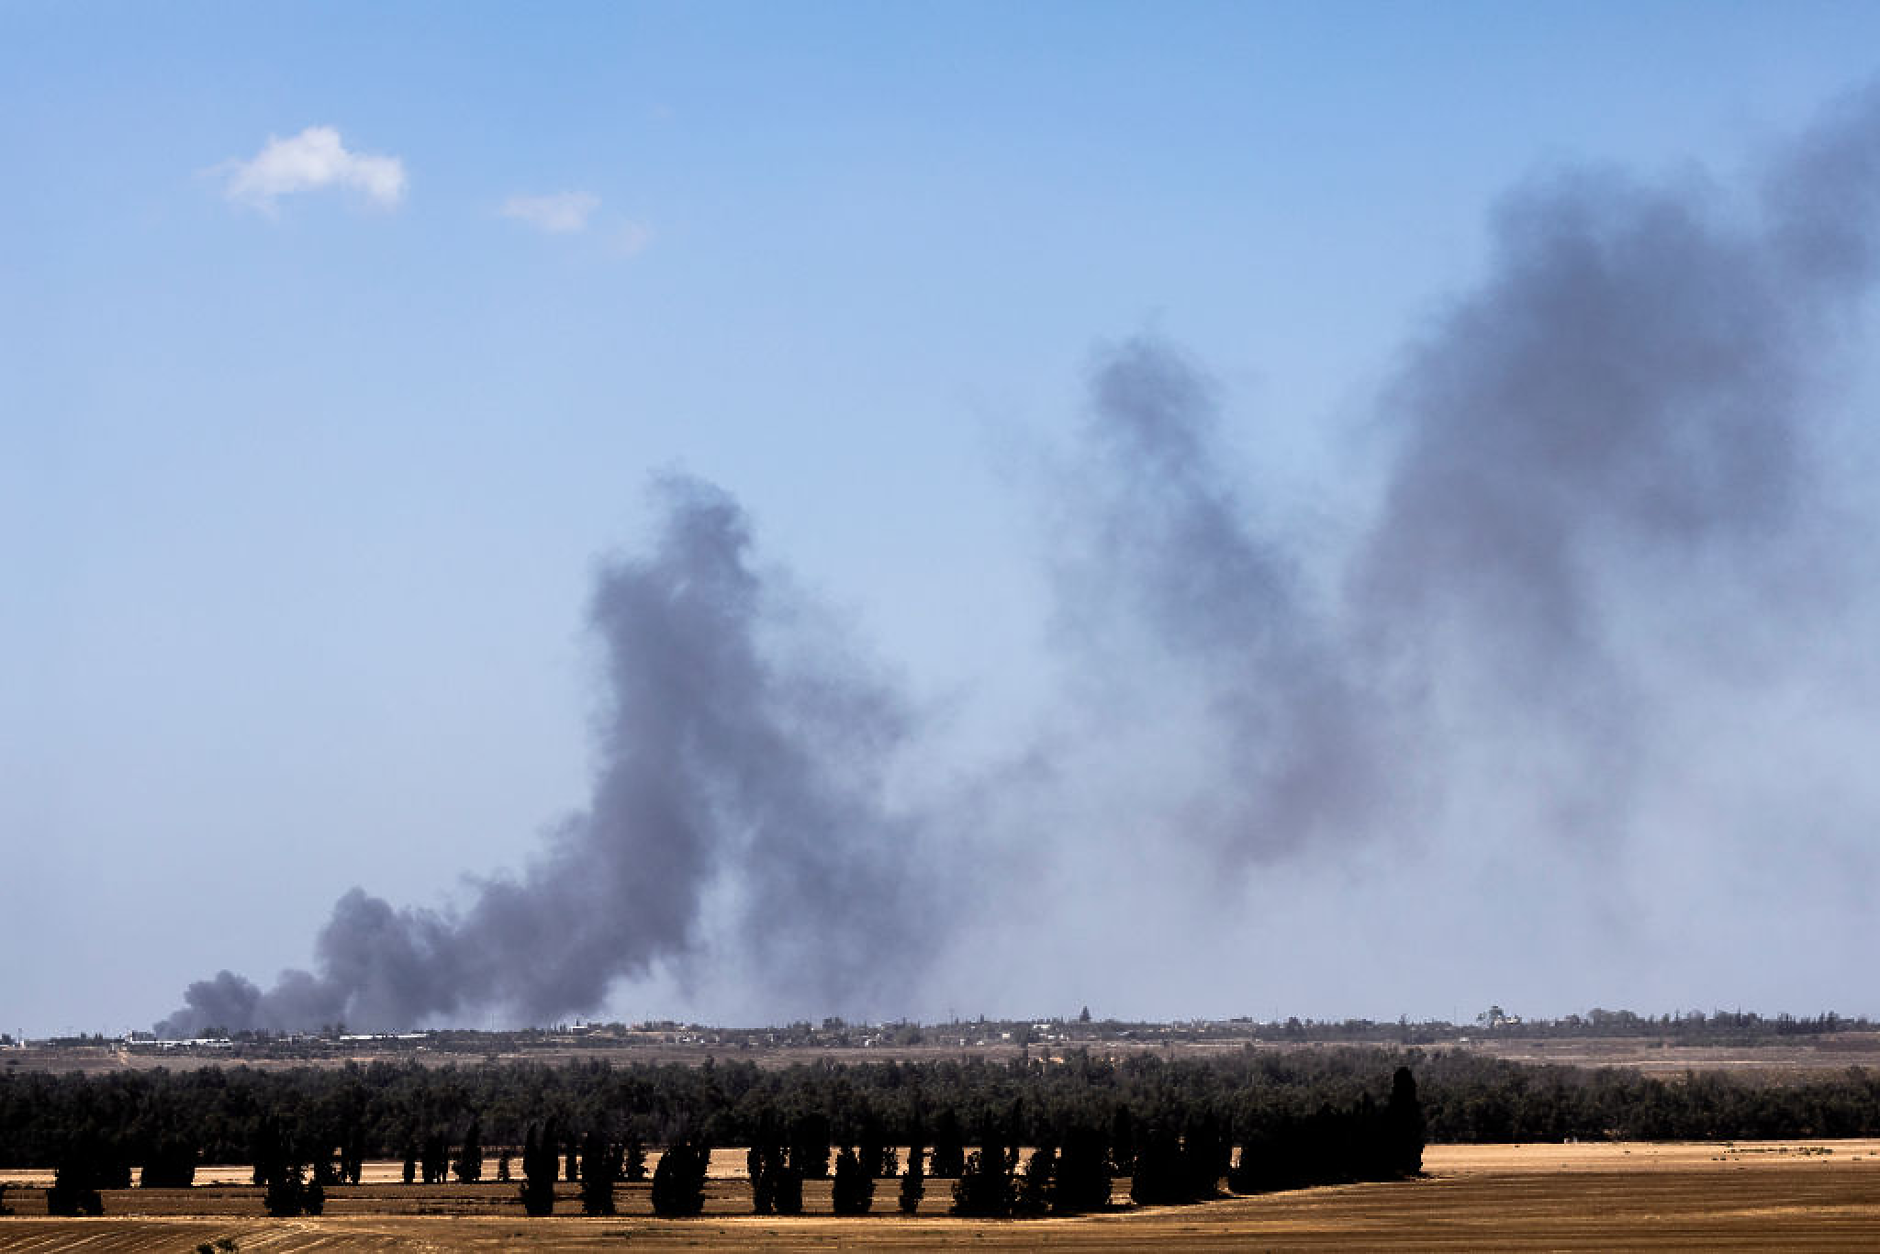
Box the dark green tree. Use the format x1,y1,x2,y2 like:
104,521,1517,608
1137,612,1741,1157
340,1123,364,1186
421,1131,449,1184
928,1108,965,1178
139,1137,198,1188
650,1141,709,1217
454,1117,483,1184
46,1138,108,1217
789,1111,832,1179
1015,1144,1055,1216
898,1143,925,1214
831,1145,874,1215
1108,1107,1136,1180
949,1149,1013,1217
1052,1122,1114,1215
858,1109,891,1178
1386,1066,1425,1178
746,1143,777,1214
250,1120,282,1188
1129,1122,1188,1206
262,1161,319,1217
519,1121,557,1217
580,1129,618,1215
772,1154,804,1215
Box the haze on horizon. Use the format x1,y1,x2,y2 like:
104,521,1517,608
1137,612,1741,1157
6,3,1880,1038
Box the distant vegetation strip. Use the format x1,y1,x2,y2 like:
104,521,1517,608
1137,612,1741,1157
5,1043,1880,1181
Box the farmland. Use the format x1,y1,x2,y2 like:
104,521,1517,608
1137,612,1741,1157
3,1140,1879,1250
6,1021,1880,1248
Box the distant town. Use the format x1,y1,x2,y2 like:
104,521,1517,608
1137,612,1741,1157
5,1007,1873,1073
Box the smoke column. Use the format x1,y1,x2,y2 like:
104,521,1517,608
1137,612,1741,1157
1046,337,1388,865
1349,90,1880,848
157,476,929,1035
159,85,1880,1032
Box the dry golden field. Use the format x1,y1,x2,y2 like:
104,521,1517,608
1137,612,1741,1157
3,1140,1879,1251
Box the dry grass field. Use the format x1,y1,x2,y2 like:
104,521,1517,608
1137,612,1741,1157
3,1140,1879,1251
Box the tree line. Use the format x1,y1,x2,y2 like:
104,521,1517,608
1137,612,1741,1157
32,1066,1421,1218
7,1044,1880,1213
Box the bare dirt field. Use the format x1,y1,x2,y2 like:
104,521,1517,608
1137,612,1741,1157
4,1140,1879,1251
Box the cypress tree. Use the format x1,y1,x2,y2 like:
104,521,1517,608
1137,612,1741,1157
46,1139,107,1217
1386,1066,1426,1178
1052,1123,1113,1214
580,1129,618,1215
831,1145,873,1215
650,1141,709,1217
263,1162,306,1218
897,1144,925,1215
1015,1144,1055,1216
928,1109,965,1178
772,1153,804,1215
790,1112,831,1179
949,1149,1013,1217
520,1122,557,1217
139,1137,198,1188
747,1143,775,1214
623,1137,648,1182
454,1117,483,1184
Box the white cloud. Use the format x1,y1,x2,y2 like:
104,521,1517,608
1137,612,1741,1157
611,219,653,258
222,126,406,212
500,191,601,234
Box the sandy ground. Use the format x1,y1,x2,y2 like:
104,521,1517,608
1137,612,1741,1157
2,1140,1879,1250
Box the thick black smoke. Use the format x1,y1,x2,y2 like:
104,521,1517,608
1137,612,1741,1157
158,476,928,1035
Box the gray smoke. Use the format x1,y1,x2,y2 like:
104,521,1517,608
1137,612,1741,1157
1348,93,1880,846
158,476,929,1035
1048,338,1388,864
1044,87,1880,868
160,87,1880,1033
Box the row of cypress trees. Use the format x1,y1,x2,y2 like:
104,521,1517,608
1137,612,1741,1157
30,1067,1422,1218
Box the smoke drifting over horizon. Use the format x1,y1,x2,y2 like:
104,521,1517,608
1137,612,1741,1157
160,88,1880,1035
159,479,931,1036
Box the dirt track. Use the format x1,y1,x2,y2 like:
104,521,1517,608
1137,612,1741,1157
3,1140,1879,1251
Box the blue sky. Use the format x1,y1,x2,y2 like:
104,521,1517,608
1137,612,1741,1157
8,2,1880,1036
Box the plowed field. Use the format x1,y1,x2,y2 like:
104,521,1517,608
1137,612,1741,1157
3,1140,1878,1251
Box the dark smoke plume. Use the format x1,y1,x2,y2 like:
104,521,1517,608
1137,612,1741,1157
1048,338,1387,864
1043,87,1880,868
160,87,1880,1032
1347,89,1880,844
158,476,929,1035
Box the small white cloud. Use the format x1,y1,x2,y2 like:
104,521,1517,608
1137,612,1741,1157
501,191,601,234
611,219,653,258
222,126,406,212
